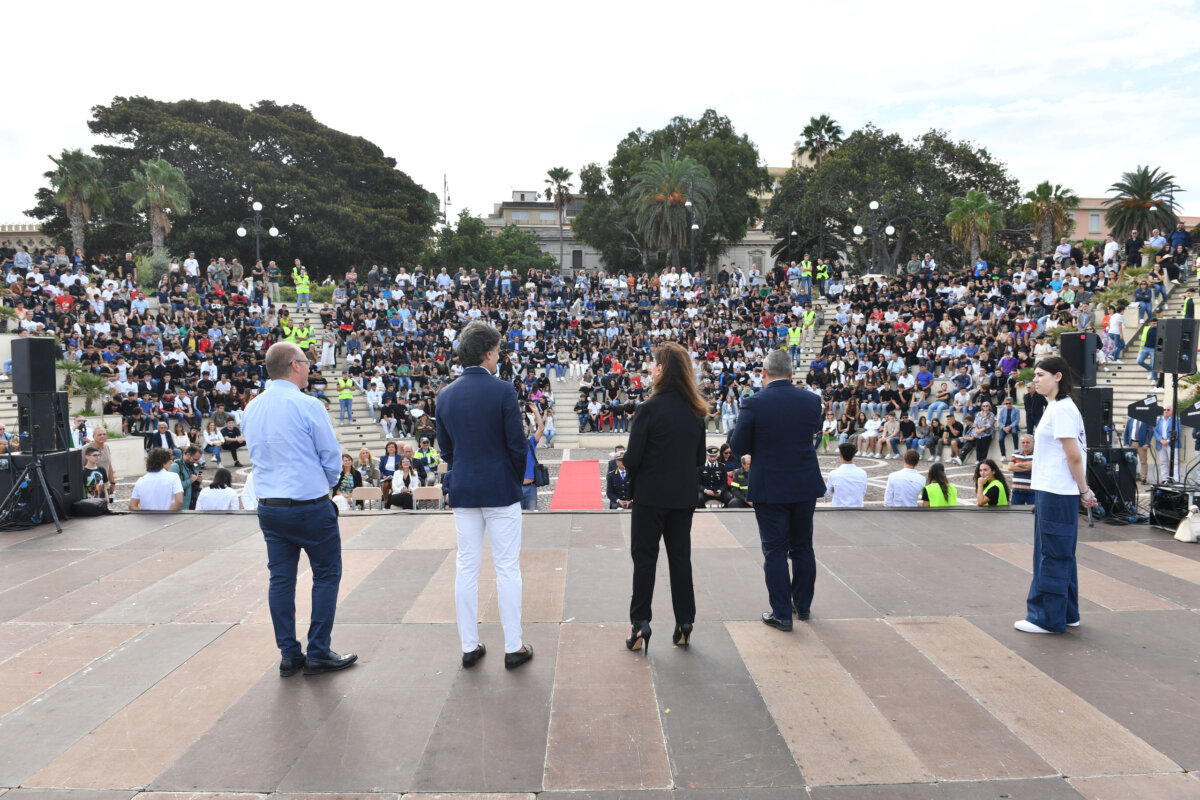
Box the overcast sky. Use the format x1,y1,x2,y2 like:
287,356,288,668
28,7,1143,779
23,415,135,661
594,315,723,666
5,0,1199,232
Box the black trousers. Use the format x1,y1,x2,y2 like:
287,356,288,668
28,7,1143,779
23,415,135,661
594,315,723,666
697,488,734,508
629,503,695,625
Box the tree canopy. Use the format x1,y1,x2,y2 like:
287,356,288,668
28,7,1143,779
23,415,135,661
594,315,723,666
1103,165,1180,242
425,210,558,277
571,110,768,273
26,97,437,279
763,125,1021,273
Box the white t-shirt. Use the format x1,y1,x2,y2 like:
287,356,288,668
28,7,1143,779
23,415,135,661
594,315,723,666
196,486,240,511
884,468,926,507
130,470,183,510
1032,397,1085,496
825,463,868,508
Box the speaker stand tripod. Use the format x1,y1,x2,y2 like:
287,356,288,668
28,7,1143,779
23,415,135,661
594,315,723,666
0,426,64,533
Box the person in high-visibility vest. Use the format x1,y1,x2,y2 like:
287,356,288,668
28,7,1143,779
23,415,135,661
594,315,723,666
801,303,818,348
295,323,314,354
337,371,355,425
798,255,813,295
787,321,803,366
280,317,296,343
919,463,958,507
814,259,830,297
974,459,1010,506
293,259,311,313
413,436,441,487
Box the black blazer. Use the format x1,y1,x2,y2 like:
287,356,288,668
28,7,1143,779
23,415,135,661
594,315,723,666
729,379,825,504
623,389,706,509
606,467,632,504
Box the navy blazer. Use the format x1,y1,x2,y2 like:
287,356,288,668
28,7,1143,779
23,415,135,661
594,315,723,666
435,366,527,508
729,378,825,504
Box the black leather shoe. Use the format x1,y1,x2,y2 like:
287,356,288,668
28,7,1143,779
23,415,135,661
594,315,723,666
462,644,486,668
762,612,793,632
792,605,811,622
303,651,358,675
504,644,534,670
280,654,305,677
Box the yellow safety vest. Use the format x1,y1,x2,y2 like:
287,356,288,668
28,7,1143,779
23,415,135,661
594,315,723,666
295,275,310,294
281,322,295,342
415,447,440,466
803,310,817,329
787,326,803,346
924,482,958,507
337,378,354,400
1141,326,1153,346
799,260,813,277
815,262,830,279
983,479,1009,507
296,325,313,348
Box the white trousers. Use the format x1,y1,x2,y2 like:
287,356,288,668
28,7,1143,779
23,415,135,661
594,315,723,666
454,503,524,654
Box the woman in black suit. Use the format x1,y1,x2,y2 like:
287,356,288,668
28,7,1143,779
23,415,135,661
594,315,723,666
622,341,707,654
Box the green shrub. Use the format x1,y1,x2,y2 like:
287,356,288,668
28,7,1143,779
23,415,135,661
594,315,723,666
136,252,174,289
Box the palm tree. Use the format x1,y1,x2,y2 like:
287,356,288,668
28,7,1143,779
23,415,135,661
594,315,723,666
544,167,573,270
794,114,843,167
48,148,110,258
946,190,1005,265
121,158,192,256
1103,165,1179,243
72,372,113,415
632,151,716,270
1022,181,1079,255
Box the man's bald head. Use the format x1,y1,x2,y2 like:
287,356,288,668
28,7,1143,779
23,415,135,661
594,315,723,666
265,342,304,380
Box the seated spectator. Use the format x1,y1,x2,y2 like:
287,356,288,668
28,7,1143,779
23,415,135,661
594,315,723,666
82,445,109,504
884,450,925,507
825,442,868,507
378,440,401,480
385,457,421,509
919,463,958,507
1009,435,1034,505
331,452,361,508
697,445,735,508
148,421,178,455
221,417,245,466
129,448,184,511
729,454,751,507
607,455,632,509
196,468,240,511
202,420,224,465
355,446,380,487
973,459,1010,506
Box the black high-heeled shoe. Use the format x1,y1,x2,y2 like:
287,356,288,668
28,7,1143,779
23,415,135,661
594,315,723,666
626,621,652,653
672,623,693,649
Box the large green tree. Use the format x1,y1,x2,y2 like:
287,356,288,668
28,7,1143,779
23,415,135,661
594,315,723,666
632,152,716,269
121,157,192,256
47,148,110,258
544,166,573,270
946,190,1005,265
763,125,1020,273
794,114,843,167
1103,165,1180,243
428,210,557,277
571,110,768,273
1021,181,1078,255
27,97,437,278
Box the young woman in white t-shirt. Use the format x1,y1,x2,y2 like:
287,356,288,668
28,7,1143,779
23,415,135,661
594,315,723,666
196,468,240,511
1016,356,1098,635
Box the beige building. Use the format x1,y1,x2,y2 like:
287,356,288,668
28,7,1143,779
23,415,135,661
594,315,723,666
0,222,51,252
481,190,601,271
1069,198,1199,242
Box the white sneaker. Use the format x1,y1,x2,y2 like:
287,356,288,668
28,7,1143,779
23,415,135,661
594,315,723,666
1067,620,1080,628
954,457,963,465
1014,619,1055,634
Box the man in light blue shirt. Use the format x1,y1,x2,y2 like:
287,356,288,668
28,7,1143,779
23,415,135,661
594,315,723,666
243,341,356,678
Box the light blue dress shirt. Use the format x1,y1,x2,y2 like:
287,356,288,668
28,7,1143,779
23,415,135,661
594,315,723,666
243,380,342,500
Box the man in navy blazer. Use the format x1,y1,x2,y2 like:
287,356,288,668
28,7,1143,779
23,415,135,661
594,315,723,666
435,321,534,670
729,349,825,631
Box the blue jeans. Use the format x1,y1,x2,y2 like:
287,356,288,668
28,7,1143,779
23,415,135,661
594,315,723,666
1110,332,1125,359
339,397,353,423
297,292,311,312
1011,488,1035,506
1138,301,1153,322
753,499,817,622
926,402,949,420
1025,491,1079,632
1137,346,1156,381
206,444,222,463
258,501,342,659
521,482,538,510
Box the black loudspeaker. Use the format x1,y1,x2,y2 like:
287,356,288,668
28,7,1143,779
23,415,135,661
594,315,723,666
0,450,84,521
1078,386,1113,447
1059,332,1098,387
1155,318,1200,375
1087,447,1138,519
11,337,58,395
16,393,70,453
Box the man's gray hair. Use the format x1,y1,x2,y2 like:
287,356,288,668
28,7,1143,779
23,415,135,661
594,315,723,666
763,349,793,379
457,321,500,367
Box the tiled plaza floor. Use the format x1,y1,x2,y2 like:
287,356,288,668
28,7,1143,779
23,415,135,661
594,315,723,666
2,507,1199,799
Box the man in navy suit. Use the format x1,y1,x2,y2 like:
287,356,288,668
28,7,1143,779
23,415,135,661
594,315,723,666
729,349,825,631
436,322,534,670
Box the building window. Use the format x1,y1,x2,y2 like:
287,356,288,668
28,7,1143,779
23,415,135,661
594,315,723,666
511,211,529,221
540,212,557,222
572,250,583,270
1089,213,1101,233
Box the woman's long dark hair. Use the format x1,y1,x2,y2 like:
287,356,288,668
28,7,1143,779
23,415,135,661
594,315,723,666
973,459,1010,501
1034,355,1076,401
650,342,708,418
209,468,233,490
925,462,950,495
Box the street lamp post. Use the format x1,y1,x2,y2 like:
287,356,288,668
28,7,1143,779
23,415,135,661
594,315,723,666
787,220,799,263
443,174,451,275
236,201,279,264
853,200,896,273
685,186,697,273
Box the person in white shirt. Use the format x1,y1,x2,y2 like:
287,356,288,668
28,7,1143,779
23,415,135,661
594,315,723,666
129,448,184,511
884,450,927,507
825,442,868,508
196,468,240,511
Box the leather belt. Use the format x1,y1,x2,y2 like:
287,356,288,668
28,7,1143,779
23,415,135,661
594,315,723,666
523,480,536,486
258,497,328,507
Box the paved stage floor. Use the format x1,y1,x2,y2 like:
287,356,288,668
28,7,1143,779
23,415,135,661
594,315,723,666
2,507,1199,800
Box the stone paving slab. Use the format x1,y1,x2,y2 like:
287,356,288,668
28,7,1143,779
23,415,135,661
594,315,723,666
1,508,1197,796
